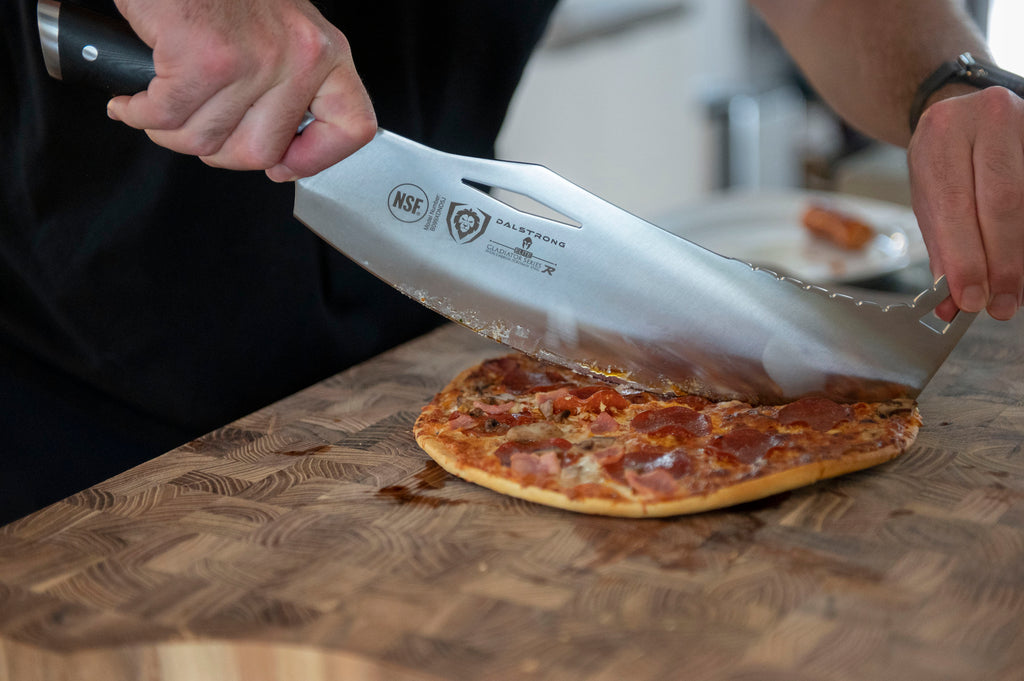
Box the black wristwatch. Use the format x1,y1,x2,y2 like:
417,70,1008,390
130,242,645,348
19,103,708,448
909,52,1024,133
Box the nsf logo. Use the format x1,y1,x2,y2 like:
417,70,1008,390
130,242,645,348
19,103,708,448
387,184,429,223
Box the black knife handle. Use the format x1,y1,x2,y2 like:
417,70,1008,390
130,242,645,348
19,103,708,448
38,0,155,95
37,1,316,132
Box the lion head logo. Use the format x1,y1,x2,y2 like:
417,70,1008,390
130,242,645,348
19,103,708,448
446,203,490,244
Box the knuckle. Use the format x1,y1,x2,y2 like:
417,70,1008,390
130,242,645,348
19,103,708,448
985,252,1024,289
147,109,187,130
178,127,225,157
287,21,335,74
188,138,223,158
989,271,1022,295
348,111,378,149
919,85,1022,134
147,80,205,129
915,99,958,137
196,42,250,84
976,85,1023,119
933,185,976,218
237,148,279,171
979,179,1024,218
328,29,354,61
230,134,286,171
941,249,980,279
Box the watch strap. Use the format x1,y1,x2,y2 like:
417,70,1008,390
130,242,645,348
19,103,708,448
908,58,964,133
910,53,1024,133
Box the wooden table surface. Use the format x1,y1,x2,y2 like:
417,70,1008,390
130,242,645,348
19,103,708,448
2,315,1023,681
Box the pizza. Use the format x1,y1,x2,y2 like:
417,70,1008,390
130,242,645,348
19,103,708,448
802,204,876,250
413,354,921,517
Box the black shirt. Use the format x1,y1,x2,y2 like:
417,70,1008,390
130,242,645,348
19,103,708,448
0,0,557,522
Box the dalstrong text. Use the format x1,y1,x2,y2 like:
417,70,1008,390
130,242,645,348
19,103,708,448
496,218,566,248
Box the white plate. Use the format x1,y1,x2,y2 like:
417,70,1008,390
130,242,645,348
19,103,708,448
655,190,928,284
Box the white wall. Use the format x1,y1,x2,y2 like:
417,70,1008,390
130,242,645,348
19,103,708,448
495,0,785,222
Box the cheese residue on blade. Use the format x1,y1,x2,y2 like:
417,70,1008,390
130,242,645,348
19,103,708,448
396,285,514,343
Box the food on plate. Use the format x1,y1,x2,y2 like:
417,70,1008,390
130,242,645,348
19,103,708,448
413,354,920,517
801,204,876,250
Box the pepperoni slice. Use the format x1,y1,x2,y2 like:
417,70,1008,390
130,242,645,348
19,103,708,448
480,356,520,384
566,386,605,399
530,383,572,396
550,392,583,414
634,445,692,477
601,457,627,483
675,395,711,411
482,357,561,394
579,388,630,413
603,445,692,483
707,428,774,464
777,398,852,431
590,445,624,464
470,410,535,436
551,387,630,415
630,406,710,438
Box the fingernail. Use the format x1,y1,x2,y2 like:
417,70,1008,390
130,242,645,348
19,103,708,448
960,285,988,313
266,165,298,183
989,293,1018,320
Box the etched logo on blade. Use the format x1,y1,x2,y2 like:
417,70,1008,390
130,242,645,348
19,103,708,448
446,202,490,244
486,234,557,275
388,184,429,223
516,237,534,258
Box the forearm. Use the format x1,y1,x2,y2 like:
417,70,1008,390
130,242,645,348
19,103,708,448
749,0,989,146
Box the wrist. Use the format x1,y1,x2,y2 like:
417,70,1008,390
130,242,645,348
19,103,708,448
909,53,1024,134
915,81,984,124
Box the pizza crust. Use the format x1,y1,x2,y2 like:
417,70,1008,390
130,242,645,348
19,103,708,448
413,355,921,518
416,425,915,517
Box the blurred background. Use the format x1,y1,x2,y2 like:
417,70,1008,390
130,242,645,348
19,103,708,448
493,0,1012,291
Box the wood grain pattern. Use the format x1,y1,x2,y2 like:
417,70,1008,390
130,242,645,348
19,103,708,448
2,315,1024,681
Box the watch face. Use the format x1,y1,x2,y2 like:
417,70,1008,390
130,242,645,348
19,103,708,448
963,55,1024,93
960,53,990,81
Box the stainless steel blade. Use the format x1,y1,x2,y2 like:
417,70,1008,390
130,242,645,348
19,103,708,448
295,130,974,403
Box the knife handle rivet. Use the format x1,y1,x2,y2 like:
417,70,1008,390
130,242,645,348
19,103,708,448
82,45,99,62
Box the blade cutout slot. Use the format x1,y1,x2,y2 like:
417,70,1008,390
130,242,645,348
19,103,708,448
919,298,958,334
462,179,582,229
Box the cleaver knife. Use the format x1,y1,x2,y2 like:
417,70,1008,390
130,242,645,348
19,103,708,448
37,0,975,404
